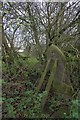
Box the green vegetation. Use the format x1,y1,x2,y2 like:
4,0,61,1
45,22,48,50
1,1,80,119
